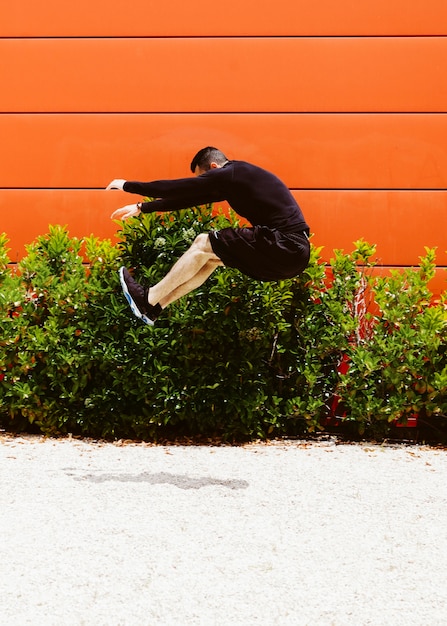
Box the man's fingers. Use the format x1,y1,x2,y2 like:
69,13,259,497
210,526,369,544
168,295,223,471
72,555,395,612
111,207,129,220
111,204,139,220
106,179,126,191
110,208,123,219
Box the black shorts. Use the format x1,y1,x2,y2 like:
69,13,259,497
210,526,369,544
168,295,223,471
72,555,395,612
209,225,310,282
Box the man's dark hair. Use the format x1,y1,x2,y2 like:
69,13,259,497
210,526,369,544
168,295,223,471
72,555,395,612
190,147,229,173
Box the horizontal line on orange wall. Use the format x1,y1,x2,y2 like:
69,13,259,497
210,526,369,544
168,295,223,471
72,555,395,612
2,35,447,40
3,187,447,192
2,112,447,116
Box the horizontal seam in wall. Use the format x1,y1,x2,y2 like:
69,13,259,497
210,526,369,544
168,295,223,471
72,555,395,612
2,187,447,192
1,35,447,40
0,112,446,116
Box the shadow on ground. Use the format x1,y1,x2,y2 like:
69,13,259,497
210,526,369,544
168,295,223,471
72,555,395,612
66,469,249,490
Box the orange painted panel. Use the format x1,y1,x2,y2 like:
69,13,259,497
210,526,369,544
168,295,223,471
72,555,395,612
0,190,120,261
1,113,447,189
2,0,446,36
299,191,447,266
2,190,447,268
1,38,446,113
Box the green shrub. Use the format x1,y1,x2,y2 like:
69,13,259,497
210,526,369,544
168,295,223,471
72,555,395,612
0,227,126,436
0,209,446,442
338,247,447,437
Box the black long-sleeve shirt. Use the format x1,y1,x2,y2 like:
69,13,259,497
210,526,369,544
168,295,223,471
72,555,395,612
123,160,309,234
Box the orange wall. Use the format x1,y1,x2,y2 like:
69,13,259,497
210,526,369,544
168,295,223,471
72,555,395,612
2,1,445,36
1,0,447,292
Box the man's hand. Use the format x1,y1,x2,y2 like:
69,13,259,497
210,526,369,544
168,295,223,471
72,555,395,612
106,179,126,191
111,204,141,220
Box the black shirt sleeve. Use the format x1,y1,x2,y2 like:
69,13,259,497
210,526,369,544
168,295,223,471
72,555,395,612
123,172,226,213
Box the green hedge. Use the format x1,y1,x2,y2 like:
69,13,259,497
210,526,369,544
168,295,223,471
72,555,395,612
0,206,446,442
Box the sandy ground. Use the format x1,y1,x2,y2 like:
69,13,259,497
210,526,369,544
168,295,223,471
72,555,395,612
1,434,447,626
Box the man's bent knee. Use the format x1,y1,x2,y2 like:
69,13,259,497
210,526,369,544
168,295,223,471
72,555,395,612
192,233,212,251
192,233,220,260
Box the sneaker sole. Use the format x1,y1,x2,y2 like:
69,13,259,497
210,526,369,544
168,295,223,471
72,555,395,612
119,267,154,326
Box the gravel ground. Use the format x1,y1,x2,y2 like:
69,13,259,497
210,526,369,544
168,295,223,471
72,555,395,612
1,434,447,626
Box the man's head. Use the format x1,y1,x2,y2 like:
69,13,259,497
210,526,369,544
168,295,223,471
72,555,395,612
190,147,229,175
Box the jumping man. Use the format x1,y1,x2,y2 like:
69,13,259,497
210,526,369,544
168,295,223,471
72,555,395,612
106,147,310,325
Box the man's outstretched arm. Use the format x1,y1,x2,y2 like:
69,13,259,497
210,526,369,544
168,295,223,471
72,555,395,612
107,172,226,218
